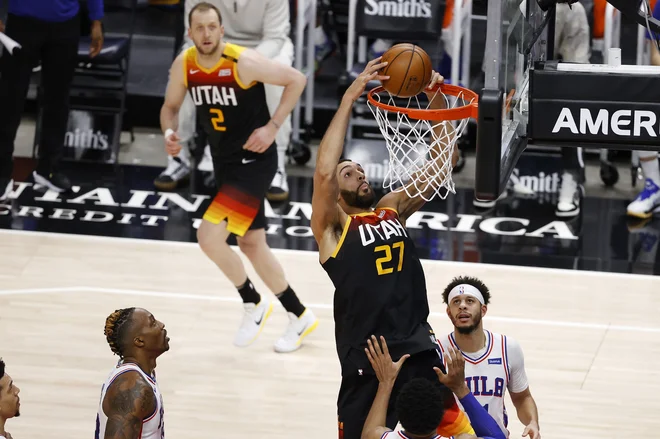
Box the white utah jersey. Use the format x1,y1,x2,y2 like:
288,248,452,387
437,331,528,438
95,362,165,439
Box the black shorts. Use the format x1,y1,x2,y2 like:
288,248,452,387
202,148,277,237
337,349,457,439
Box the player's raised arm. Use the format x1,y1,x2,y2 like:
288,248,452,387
160,53,189,157
379,71,459,222
102,371,156,439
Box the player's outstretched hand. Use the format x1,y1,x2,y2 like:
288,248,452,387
342,57,390,104
365,335,409,385
164,130,182,156
434,345,469,398
522,421,541,439
243,123,277,153
425,71,446,109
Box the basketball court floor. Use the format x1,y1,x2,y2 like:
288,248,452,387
1,225,659,439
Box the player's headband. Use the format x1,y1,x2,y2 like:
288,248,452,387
447,284,485,305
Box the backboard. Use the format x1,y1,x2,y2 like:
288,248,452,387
475,0,547,201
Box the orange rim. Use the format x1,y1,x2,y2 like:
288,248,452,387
367,83,479,121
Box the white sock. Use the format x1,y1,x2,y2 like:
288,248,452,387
641,158,660,187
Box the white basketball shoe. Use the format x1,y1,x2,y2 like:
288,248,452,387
273,309,319,353
233,298,274,347
627,179,660,219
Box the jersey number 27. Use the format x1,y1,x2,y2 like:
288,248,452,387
374,241,404,275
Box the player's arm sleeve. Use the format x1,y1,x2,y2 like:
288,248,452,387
457,393,506,439
87,0,104,21
254,0,290,59
505,336,529,394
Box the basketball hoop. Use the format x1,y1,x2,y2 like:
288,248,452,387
366,83,479,201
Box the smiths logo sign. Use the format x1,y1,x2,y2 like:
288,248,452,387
357,0,443,39
364,0,432,17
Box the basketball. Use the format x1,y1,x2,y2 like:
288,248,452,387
379,43,433,98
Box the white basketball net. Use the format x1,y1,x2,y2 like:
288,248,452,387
367,89,474,201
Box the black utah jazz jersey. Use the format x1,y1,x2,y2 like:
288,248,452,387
321,208,438,375
184,43,274,162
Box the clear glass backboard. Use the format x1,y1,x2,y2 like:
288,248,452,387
475,0,548,201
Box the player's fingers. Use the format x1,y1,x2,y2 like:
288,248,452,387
433,366,446,380
366,56,383,68
371,335,383,356
367,337,377,358
365,347,375,365
379,335,390,358
395,354,410,368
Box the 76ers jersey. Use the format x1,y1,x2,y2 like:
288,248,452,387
183,43,272,162
95,362,165,439
437,331,529,437
322,208,438,374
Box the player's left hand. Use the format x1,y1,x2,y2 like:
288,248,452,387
243,123,277,153
365,335,409,385
434,345,469,397
522,421,541,439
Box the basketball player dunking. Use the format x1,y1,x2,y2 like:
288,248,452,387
160,2,318,353
95,307,170,439
437,277,541,439
311,58,471,439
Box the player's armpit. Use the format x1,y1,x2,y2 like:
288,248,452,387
102,371,156,439
361,426,391,439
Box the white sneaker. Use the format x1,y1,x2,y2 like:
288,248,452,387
266,169,289,202
154,156,191,191
627,179,660,219
273,309,319,353
556,172,583,217
198,144,214,172
233,298,274,347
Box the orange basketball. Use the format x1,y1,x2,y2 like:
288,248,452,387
379,43,433,98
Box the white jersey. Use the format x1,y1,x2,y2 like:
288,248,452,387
437,331,528,437
95,362,165,439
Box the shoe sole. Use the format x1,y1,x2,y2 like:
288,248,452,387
266,191,289,202
555,207,580,218
273,318,319,354
33,172,66,193
233,301,274,348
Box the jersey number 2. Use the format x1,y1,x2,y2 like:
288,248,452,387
374,241,404,275
210,109,226,132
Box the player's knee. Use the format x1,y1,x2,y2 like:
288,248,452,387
197,220,226,252
236,231,265,258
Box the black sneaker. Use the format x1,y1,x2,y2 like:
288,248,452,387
33,171,72,193
0,178,13,202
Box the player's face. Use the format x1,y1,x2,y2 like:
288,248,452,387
133,308,170,356
188,10,223,56
0,373,21,419
336,162,375,209
446,295,486,335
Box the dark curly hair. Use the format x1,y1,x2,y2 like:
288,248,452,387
104,308,136,358
396,378,446,436
442,275,491,305
0,357,5,391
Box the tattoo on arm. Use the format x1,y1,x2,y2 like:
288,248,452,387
103,372,156,439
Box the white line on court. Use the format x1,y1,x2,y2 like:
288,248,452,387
1,285,659,334
3,228,660,282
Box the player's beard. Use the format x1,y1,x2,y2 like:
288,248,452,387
195,40,219,56
341,186,375,209
454,312,482,335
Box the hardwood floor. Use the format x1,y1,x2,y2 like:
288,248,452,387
1,229,659,439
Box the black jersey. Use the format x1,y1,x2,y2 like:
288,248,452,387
321,207,438,375
184,43,274,163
